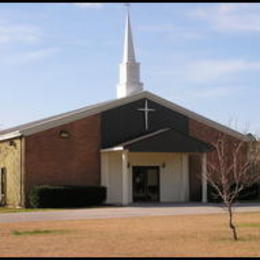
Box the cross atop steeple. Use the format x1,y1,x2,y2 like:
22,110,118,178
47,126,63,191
116,4,143,98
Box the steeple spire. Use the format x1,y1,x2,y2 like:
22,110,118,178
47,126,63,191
117,5,143,98
123,9,136,63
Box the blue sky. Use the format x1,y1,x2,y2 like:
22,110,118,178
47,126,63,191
1,3,260,135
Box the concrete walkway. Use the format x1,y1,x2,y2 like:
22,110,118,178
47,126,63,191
0,203,260,223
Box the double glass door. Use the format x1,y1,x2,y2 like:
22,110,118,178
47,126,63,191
132,166,160,202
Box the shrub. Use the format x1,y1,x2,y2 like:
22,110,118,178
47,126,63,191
29,185,106,208
207,183,259,202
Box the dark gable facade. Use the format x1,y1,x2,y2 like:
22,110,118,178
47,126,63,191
101,98,189,149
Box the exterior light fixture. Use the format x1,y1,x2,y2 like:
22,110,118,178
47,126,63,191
59,130,70,139
162,162,166,168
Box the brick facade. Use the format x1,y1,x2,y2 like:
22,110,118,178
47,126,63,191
188,153,202,201
0,138,22,207
24,114,101,204
189,119,246,201
189,119,244,162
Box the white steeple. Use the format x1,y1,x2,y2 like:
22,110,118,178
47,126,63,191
117,6,143,98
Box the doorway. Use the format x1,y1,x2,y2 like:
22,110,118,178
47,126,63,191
132,166,160,202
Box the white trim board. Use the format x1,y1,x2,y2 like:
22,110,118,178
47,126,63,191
0,131,21,141
0,91,249,141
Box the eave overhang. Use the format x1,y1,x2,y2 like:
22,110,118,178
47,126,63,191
101,128,214,153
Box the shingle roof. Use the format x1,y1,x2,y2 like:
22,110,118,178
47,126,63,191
0,91,249,141
0,99,112,135
102,128,213,153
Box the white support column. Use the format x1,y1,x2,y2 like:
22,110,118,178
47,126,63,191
122,150,129,205
101,152,109,203
181,153,189,202
202,153,208,203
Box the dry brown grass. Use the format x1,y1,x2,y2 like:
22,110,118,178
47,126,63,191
0,212,260,257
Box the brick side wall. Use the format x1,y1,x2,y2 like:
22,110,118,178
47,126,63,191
189,119,237,144
189,119,246,201
189,119,243,161
188,154,202,202
0,138,22,207
24,114,101,204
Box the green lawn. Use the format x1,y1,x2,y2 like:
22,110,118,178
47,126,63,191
0,207,56,213
0,205,108,213
11,229,71,236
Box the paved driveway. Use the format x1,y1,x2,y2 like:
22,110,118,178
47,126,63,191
0,203,260,223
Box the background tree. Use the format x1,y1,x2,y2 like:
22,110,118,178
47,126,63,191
204,133,260,240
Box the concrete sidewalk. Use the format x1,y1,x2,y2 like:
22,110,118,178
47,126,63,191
0,203,259,223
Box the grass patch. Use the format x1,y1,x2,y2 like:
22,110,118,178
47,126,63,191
239,223,260,228
215,234,260,242
11,229,70,236
1,212,260,257
0,205,107,214
0,208,56,214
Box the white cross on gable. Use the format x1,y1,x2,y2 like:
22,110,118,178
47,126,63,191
137,99,156,131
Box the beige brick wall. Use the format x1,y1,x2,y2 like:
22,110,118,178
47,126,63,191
0,138,22,207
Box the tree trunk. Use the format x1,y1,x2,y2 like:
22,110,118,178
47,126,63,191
228,205,238,240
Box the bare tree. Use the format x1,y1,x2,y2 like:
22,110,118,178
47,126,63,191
205,134,260,240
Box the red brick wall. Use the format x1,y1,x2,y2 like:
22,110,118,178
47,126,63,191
189,119,244,162
189,119,238,143
189,119,246,201
24,114,101,203
189,153,202,201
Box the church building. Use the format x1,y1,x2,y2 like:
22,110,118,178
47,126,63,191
0,11,250,207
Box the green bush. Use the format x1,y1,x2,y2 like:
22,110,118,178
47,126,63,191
29,185,106,208
207,183,259,202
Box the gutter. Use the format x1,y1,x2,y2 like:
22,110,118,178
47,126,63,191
0,131,22,142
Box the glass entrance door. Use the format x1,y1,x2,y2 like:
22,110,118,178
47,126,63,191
132,166,160,202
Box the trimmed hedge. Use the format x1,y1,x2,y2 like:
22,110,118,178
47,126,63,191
29,185,106,208
207,183,259,202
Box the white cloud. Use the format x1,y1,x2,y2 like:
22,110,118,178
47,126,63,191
138,25,203,40
138,25,176,32
2,48,60,66
171,86,236,102
169,30,202,41
0,21,42,45
189,3,260,32
73,3,103,9
183,86,239,100
184,59,260,83
218,3,237,13
157,59,260,84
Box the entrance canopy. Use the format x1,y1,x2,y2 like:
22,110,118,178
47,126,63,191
102,128,213,153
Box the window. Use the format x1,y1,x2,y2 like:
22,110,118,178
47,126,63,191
0,168,6,206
